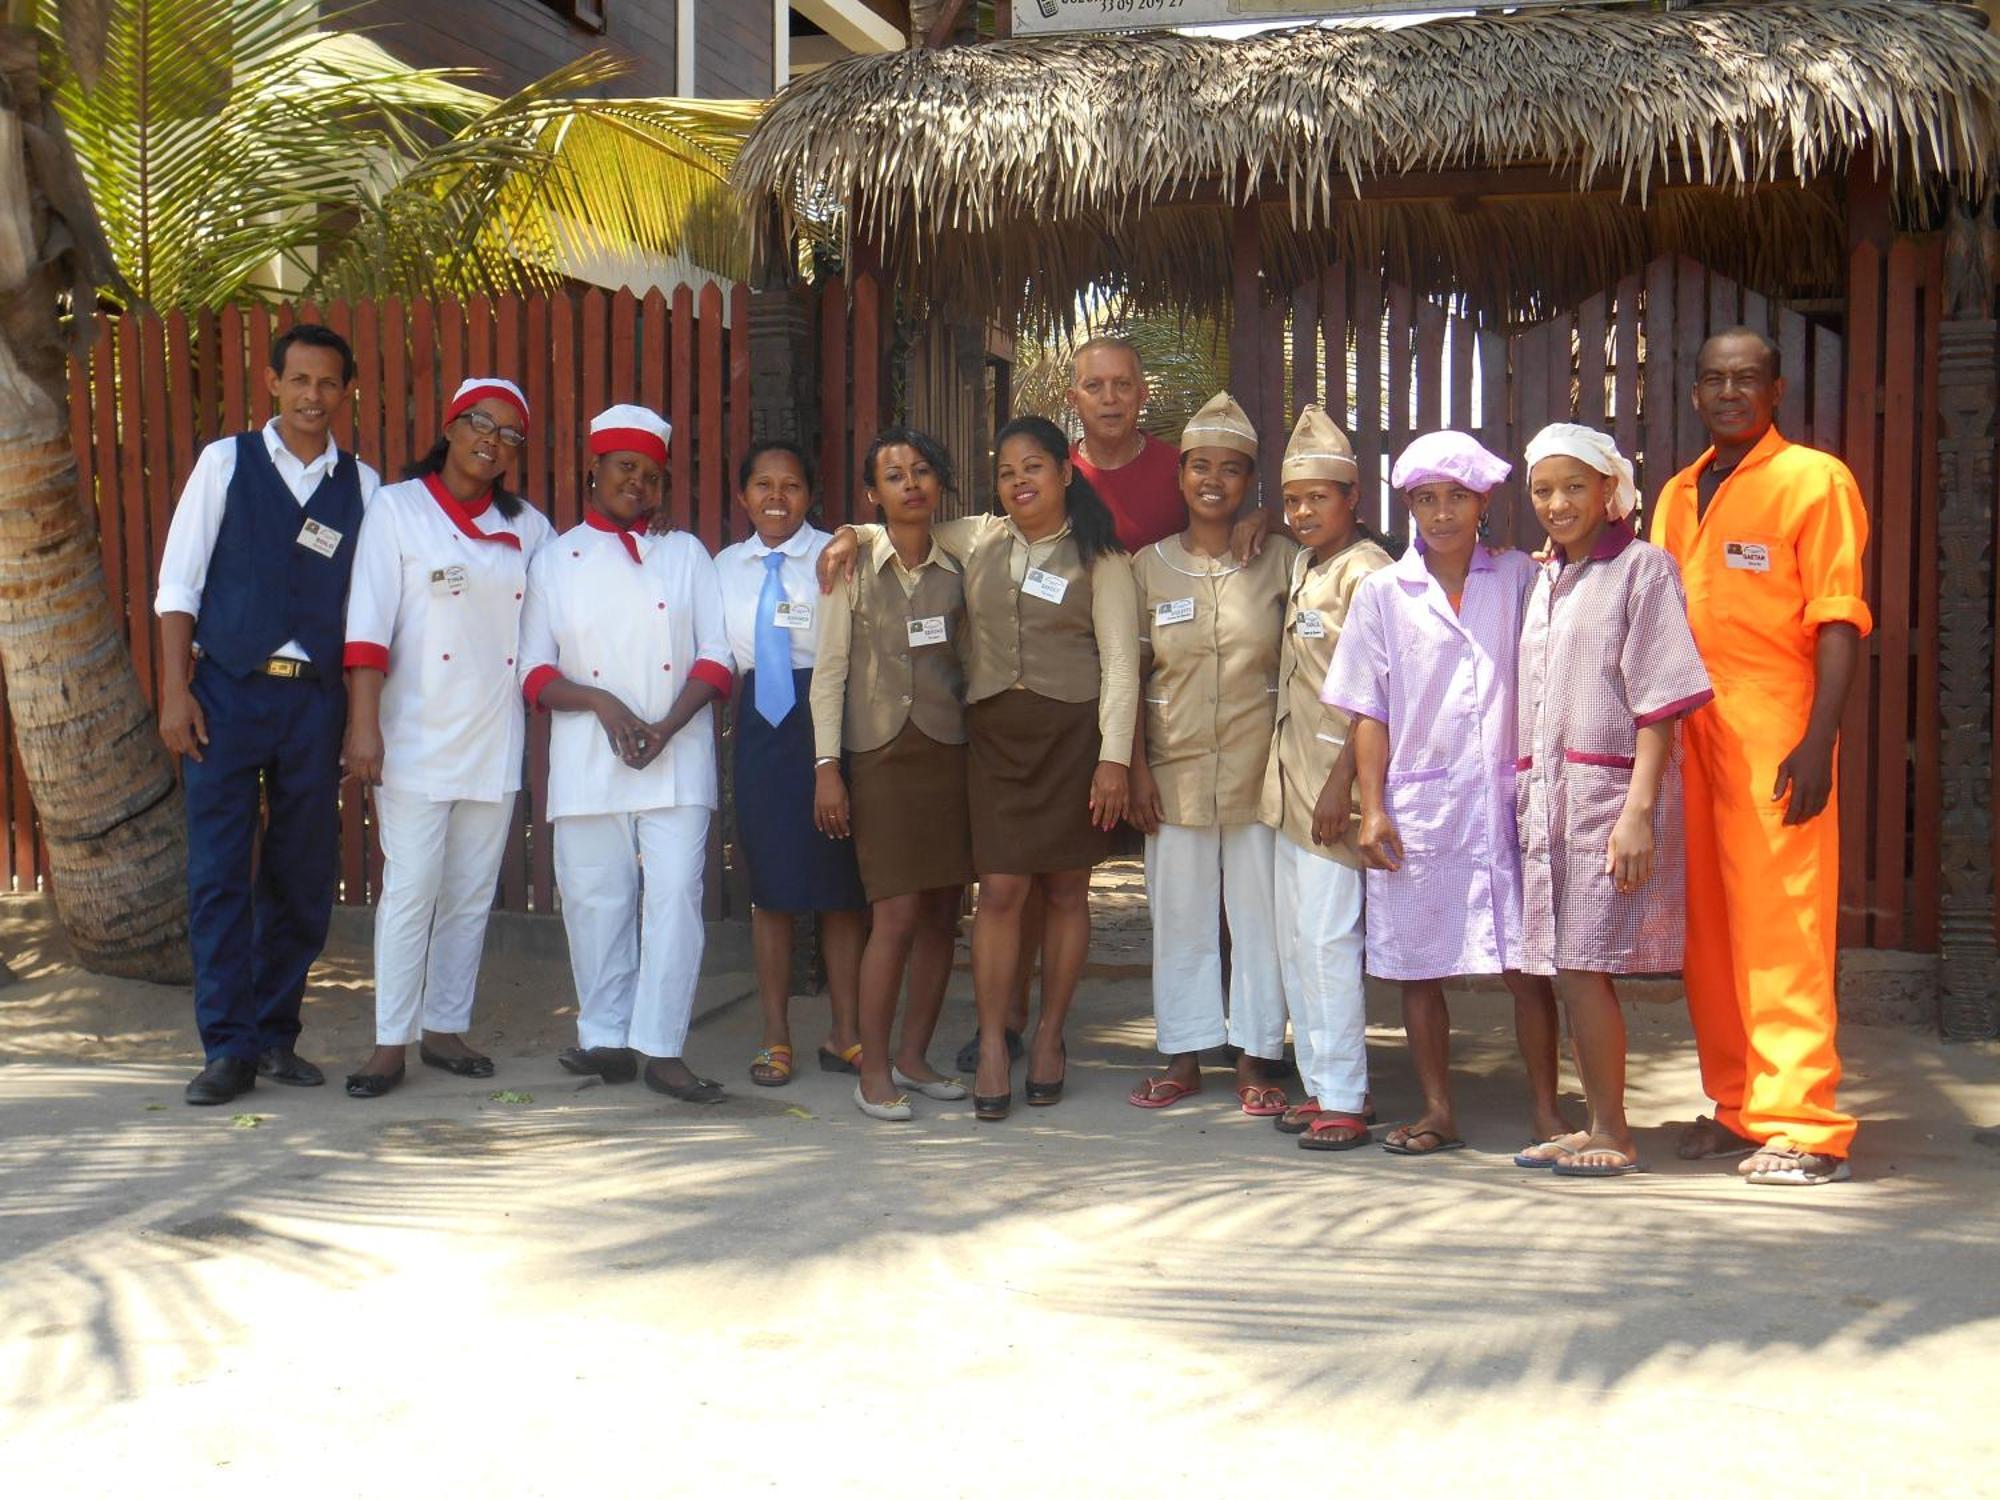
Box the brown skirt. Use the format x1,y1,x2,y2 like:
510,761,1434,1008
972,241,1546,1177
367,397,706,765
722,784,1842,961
968,689,1112,876
848,721,973,903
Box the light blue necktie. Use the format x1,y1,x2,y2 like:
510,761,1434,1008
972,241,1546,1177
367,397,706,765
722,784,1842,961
754,550,796,726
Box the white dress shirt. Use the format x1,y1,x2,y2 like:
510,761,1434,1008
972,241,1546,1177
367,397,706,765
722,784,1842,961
518,521,735,821
343,476,554,802
713,524,830,675
154,419,383,660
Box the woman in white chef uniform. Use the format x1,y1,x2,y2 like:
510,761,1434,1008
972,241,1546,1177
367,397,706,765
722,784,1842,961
340,377,554,1098
518,405,736,1102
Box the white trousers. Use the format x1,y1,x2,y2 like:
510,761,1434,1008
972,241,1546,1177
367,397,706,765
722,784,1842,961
1145,821,1285,1058
1274,830,1369,1111
554,806,708,1059
372,786,515,1046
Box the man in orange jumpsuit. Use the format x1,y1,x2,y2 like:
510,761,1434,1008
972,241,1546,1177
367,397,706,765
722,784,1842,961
1649,327,1869,1187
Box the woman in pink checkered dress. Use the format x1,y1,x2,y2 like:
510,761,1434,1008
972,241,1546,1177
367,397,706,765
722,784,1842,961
1319,431,1573,1159
1513,425,1712,1178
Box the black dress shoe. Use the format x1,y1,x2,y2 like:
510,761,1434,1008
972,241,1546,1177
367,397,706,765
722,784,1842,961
419,1044,495,1078
257,1047,325,1086
954,1028,1024,1076
642,1063,724,1104
558,1046,638,1084
186,1056,258,1106
345,1065,405,1099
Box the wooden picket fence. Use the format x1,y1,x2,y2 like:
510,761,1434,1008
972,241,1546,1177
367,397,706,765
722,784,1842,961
0,282,768,916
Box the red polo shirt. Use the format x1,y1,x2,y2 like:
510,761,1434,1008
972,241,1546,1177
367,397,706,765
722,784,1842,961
1071,433,1184,553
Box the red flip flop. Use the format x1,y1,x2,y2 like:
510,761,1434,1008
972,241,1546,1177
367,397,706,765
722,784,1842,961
1237,1084,1289,1117
1128,1077,1202,1109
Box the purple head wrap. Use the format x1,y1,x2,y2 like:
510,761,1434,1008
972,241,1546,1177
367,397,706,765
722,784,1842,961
1391,430,1512,494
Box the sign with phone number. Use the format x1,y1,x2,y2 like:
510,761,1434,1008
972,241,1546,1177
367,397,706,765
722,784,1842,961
1012,0,1590,36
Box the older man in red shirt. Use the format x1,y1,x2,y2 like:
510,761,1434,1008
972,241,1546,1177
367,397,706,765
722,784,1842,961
1065,336,1186,552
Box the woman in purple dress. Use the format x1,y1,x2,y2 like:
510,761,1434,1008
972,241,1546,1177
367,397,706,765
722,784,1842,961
1513,424,1712,1177
1319,431,1572,1157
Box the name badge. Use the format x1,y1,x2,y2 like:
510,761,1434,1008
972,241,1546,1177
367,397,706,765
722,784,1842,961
429,564,469,597
297,519,342,558
1296,609,1327,639
1724,541,1770,573
1154,597,1195,627
1021,567,1069,605
907,615,948,647
773,599,814,631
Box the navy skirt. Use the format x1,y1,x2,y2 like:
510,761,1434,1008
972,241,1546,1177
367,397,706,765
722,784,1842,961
733,667,867,914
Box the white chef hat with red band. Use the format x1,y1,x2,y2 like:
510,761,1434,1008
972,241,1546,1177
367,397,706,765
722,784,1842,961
588,404,672,467
444,377,529,428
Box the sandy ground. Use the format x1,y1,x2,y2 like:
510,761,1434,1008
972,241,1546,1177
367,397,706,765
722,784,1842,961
3,880,1999,1498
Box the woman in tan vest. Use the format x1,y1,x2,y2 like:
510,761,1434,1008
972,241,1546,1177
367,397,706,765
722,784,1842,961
818,415,1138,1120
1126,393,1298,1116
810,429,975,1122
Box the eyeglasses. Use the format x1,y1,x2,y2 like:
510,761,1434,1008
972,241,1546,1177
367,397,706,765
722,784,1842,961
456,409,528,447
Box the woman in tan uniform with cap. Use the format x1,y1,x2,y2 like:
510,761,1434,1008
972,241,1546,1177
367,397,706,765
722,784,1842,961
1126,393,1299,1115
818,415,1138,1121
1266,406,1394,1151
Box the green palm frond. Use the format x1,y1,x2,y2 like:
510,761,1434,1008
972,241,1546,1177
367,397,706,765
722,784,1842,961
43,1,762,310
1013,297,1232,442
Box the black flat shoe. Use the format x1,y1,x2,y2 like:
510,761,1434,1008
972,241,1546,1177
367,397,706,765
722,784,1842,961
185,1056,257,1106
643,1064,724,1104
955,1028,1024,1076
345,1066,406,1099
558,1046,638,1084
257,1047,325,1087
974,1091,1012,1121
419,1044,495,1078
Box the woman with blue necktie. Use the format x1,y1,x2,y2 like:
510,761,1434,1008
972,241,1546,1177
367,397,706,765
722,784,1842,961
713,442,868,1088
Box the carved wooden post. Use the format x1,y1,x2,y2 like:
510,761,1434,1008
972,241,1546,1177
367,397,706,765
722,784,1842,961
1936,194,2000,1041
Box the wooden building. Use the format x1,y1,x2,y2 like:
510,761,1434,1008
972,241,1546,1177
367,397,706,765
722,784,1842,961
736,0,2000,1035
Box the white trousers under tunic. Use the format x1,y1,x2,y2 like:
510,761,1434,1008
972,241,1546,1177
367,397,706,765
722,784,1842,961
1144,821,1285,1059
554,806,708,1058
1273,829,1369,1112
373,786,515,1046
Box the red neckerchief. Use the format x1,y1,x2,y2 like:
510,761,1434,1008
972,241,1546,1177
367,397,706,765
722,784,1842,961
584,506,648,564
423,473,521,550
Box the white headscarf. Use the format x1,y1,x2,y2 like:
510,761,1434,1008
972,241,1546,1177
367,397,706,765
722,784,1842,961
1524,423,1638,521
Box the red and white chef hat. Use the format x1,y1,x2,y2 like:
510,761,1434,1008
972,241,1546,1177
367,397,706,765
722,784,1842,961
588,404,672,467
444,376,529,428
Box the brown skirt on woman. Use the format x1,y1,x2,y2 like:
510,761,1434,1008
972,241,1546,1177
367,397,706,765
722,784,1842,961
848,721,973,903
968,689,1112,876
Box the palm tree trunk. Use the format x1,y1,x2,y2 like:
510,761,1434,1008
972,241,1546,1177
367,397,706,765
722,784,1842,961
0,26,188,980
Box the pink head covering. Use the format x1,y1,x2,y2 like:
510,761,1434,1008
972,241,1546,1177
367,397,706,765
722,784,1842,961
1390,430,1511,494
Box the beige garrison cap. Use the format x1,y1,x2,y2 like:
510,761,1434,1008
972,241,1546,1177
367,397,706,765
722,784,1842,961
1180,391,1258,457
1281,404,1358,485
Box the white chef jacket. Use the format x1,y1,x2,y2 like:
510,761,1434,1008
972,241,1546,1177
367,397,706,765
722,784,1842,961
155,419,382,661
343,475,554,802
518,518,734,821
714,524,830,674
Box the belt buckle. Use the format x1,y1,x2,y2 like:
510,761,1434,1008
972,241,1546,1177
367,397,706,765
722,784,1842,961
266,658,302,679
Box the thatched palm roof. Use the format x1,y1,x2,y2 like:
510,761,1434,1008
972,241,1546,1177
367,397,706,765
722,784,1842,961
736,0,2000,327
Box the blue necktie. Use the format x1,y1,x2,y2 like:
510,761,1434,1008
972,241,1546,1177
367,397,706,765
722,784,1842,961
754,550,796,726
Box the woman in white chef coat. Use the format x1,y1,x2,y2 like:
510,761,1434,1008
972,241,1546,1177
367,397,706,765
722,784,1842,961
518,405,736,1101
340,377,554,1098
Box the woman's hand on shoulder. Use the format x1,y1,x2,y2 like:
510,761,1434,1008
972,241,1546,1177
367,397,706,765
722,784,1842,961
815,527,859,594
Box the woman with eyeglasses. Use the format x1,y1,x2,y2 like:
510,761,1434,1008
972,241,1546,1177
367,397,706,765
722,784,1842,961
339,378,555,1098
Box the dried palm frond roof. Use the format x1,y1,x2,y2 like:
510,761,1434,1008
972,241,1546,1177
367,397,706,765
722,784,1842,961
736,0,2000,327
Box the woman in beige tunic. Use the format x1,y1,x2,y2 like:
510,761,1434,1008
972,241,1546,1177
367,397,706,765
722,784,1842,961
811,428,975,1122
1126,393,1297,1115
817,415,1137,1121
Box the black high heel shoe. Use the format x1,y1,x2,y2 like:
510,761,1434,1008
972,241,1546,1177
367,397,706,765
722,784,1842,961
974,1090,1012,1121
1025,1043,1066,1106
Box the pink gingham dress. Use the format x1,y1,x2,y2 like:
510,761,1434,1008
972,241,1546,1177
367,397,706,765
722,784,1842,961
1321,543,1537,981
1515,521,1713,975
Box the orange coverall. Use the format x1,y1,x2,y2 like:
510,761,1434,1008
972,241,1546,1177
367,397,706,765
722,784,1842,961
1649,426,1871,1158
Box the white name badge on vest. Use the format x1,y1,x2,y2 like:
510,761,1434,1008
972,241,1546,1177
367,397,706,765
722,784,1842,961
296,519,343,558
1296,610,1327,639
907,615,948,648
773,600,814,631
429,564,469,597
1724,541,1770,573
1154,597,1196,627
1021,568,1069,605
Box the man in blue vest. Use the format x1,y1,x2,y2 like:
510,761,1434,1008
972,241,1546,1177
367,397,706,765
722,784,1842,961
155,324,381,1105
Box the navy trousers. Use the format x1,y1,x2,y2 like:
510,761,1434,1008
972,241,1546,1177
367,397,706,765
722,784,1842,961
182,661,345,1061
